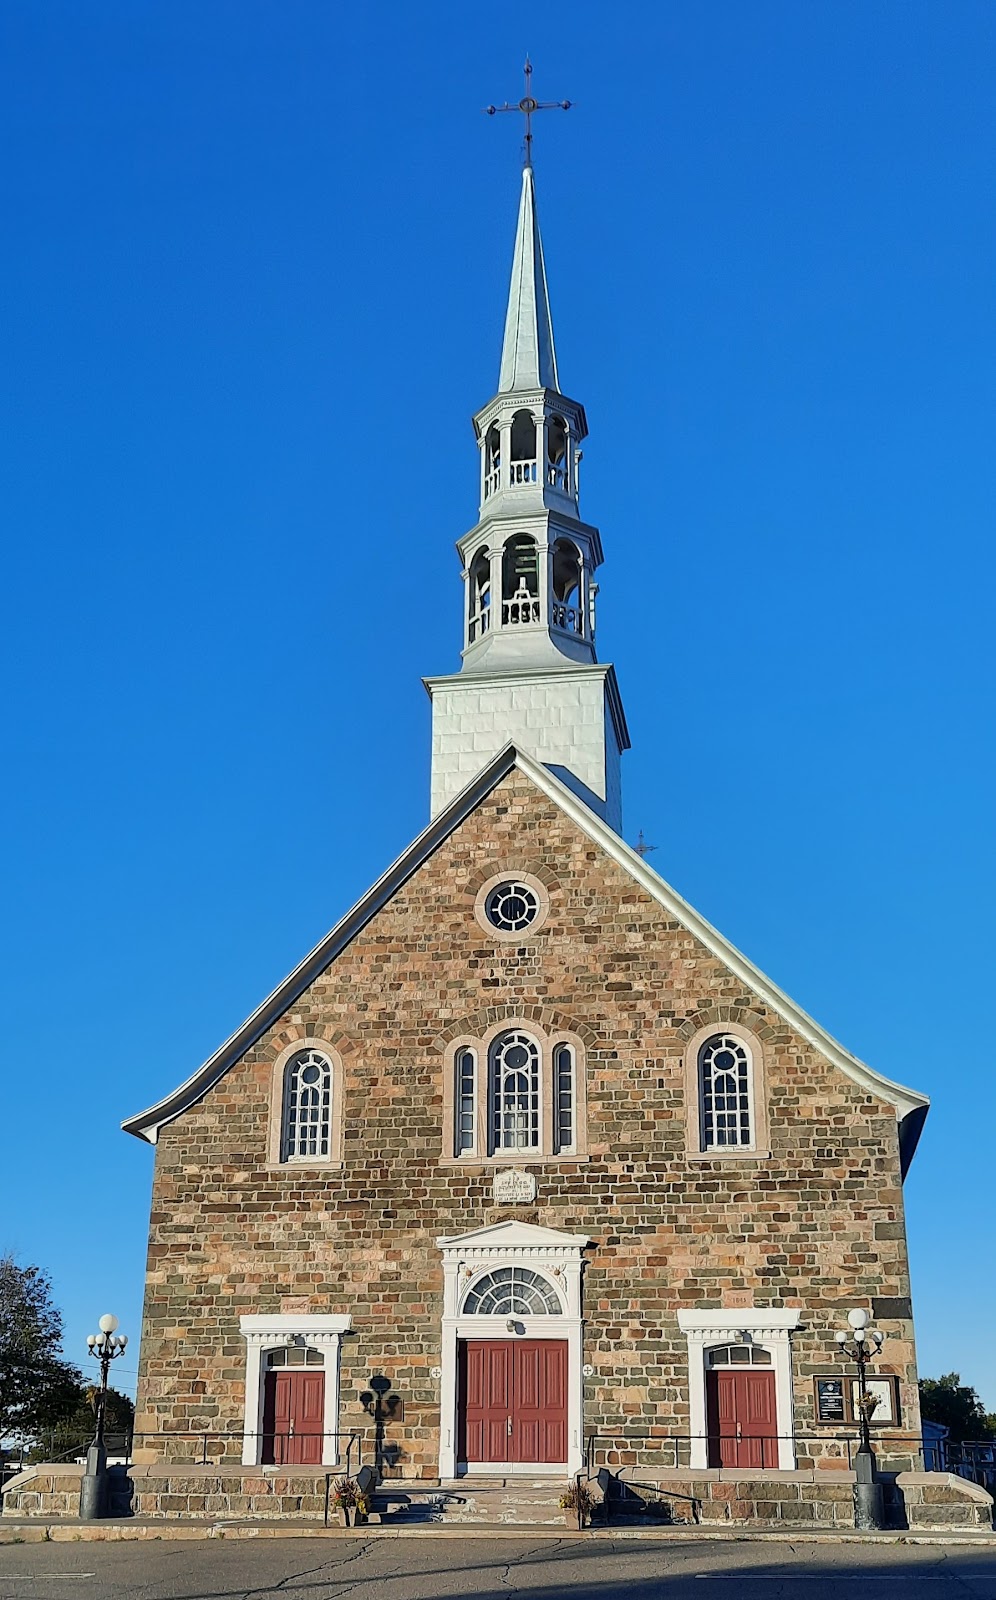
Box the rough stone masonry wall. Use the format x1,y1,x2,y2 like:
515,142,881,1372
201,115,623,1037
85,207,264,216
134,770,921,1476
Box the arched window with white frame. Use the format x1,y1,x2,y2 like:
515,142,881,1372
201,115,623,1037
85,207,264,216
456,1047,477,1154
281,1048,333,1162
698,1033,753,1150
554,1043,575,1154
490,1030,541,1152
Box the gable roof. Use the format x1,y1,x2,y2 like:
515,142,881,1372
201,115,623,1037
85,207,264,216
122,745,929,1172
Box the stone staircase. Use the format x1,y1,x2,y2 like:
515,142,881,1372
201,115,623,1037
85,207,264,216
372,1477,572,1527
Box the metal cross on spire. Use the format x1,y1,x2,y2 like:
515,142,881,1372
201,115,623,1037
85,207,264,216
484,58,571,167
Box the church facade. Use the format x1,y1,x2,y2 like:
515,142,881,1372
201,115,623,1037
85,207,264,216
124,159,929,1488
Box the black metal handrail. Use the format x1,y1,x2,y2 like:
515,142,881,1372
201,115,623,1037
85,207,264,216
3,1430,363,1477
585,1428,925,1474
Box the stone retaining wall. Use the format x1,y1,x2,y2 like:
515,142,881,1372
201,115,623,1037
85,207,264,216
3,1464,991,1529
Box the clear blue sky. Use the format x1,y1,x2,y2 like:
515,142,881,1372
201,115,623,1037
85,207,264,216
1,1,994,1412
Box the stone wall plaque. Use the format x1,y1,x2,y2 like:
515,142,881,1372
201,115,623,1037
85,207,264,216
492,1169,537,1205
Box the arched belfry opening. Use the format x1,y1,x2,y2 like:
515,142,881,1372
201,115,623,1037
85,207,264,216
484,425,502,499
467,549,491,643
510,410,538,486
547,415,569,492
502,535,540,625
552,538,584,635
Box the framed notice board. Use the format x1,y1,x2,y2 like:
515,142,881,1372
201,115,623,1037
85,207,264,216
814,1377,847,1423
813,1374,901,1427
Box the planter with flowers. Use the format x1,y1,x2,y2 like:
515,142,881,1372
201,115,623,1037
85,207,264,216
559,1478,597,1530
329,1476,370,1527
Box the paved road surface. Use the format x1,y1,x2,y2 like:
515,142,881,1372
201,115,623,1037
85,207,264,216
1,1537,995,1599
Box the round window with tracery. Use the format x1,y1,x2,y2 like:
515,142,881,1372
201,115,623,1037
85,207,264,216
485,881,539,932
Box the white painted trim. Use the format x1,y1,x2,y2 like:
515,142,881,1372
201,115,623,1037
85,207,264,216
239,1314,351,1468
437,1221,587,1480
677,1307,801,1471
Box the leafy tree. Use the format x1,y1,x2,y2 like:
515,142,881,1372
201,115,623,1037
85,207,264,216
919,1373,996,1442
29,1384,134,1463
0,1256,85,1442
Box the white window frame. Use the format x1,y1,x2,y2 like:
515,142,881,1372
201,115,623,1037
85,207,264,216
239,1314,351,1468
677,1307,801,1471
698,1033,755,1151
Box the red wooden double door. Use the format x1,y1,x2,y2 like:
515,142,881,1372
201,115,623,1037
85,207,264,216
706,1368,777,1469
262,1370,325,1465
458,1340,568,1465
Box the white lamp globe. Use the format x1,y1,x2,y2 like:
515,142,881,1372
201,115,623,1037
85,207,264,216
834,1330,849,1345
847,1309,869,1331
98,1314,119,1334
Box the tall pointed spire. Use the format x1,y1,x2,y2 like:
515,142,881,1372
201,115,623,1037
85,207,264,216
498,164,559,394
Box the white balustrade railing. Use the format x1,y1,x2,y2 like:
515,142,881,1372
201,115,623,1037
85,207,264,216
547,463,568,491
509,459,538,486
502,583,541,626
552,603,583,636
484,467,501,499
468,605,491,643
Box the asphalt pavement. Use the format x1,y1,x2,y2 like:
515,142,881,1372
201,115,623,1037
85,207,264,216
2,1536,996,1599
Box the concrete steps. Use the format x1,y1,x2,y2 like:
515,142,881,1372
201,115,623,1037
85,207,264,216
373,1478,572,1526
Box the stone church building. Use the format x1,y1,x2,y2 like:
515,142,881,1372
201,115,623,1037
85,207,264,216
122,157,933,1497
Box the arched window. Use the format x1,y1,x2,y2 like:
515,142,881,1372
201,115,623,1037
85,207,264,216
551,538,583,635
463,1266,562,1315
547,414,568,490
554,1043,575,1153
467,549,491,643
484,425,502,497
698,1033,753,1150
281,1048,333,1162
490,1030,541,1151
456,1047,476,1154
502,535,540,625
510,410,537,484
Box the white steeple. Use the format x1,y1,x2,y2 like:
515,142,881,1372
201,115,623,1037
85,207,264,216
424,154,629,830
499,164,559,394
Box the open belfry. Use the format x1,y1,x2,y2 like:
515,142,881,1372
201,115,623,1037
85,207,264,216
102,77,950,1526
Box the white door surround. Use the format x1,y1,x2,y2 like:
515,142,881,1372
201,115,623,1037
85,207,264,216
239,1313,352,1467
677,1307,802,1470
437,1220,589,1479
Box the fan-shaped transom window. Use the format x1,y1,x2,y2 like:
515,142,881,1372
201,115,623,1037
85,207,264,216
463,1266,562,1316
491,1031,541,1150
282,1048,333,1162
707,1344,771,1366
699,1033,753,1149
485,881,539,933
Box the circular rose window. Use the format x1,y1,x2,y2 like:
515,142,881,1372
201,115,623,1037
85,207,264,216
484,881,540,932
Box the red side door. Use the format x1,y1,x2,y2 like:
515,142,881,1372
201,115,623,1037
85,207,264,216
262,1371,325,1466
706,1369,777,1469
458,1341,568,1465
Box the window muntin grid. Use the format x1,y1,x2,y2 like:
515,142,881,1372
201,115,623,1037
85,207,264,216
457,1048,476,1153
707,1344,771,1366
699,1033,753,1149
555,1044,574,1153
462,1266,562,1316
282,1048,332,1162
490,1030,541,1151
484,881,540,933
267,1346,324,1367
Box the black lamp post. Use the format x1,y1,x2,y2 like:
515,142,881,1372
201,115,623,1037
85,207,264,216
79,1314,128,1521
835,1308,885,1530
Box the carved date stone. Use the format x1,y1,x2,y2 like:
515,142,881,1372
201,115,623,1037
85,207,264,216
492,1169,537,1205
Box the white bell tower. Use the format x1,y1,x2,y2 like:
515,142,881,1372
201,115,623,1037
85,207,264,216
424,150,629,830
